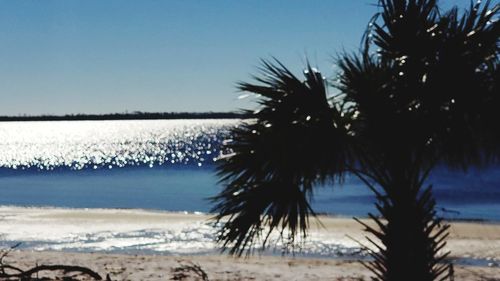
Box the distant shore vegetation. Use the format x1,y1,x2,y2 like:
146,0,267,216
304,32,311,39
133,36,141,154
0,111,250,121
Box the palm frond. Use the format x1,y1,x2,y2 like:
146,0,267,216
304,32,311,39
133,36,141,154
423,0,500,167
371,0,440,61
211,59,352,255
354,0,500,169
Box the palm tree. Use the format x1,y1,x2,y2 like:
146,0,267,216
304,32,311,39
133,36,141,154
211,1,499,280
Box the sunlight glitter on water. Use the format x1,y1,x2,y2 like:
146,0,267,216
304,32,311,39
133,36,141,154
0,119,239,170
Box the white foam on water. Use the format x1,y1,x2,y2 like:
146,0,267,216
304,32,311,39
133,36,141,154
0,206,365,258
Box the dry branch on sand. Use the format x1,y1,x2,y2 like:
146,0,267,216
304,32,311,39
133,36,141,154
0,244,106,281
0,245,215,281
170,261,210,281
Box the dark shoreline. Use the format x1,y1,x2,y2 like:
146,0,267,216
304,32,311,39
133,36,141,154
0,112,250,122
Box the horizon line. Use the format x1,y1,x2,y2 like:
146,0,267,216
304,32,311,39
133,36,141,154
0,111,250,122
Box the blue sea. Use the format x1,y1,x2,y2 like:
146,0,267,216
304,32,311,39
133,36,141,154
0,119,498,220
0,119,498,256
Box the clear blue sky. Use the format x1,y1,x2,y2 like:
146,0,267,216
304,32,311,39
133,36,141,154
0,0,470,115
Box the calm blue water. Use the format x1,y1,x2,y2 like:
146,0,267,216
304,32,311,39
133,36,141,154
0,164,499,221
0,119,499,221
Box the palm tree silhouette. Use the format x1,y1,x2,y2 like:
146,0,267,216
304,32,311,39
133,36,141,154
211,1,499,280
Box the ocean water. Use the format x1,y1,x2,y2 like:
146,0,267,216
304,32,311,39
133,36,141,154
0,119,498,256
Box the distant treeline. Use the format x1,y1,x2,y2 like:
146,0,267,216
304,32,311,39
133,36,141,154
0,111,251,121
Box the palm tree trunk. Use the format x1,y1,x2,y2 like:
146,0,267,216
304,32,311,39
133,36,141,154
362,179,451,281
385,183,440,280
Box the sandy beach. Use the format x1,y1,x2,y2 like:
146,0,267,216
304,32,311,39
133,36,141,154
2,250,499,281
0,207,498,280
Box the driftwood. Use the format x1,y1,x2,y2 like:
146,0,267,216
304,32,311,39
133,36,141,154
2,264,103,280
0,244,104,281
0,245,213,281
